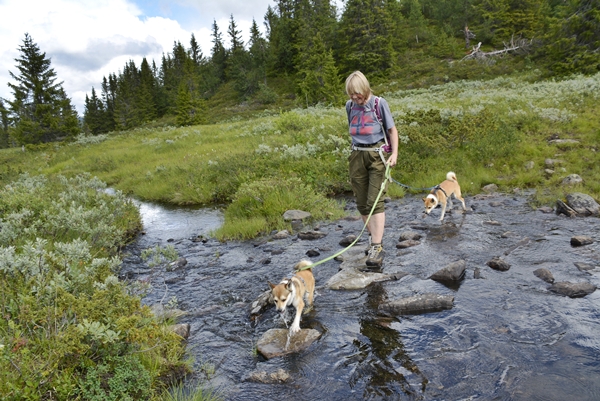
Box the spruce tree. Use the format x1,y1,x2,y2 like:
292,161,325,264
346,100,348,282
0,98,10,148
7,33,79,144
210,20,228,83
248,18,269,93
296,33,341,106
83,87,107,134
338,0,397,76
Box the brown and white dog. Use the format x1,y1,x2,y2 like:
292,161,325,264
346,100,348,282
268,260,315,334
422,171,466,221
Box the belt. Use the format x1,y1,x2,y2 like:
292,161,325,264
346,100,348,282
353,141,383,148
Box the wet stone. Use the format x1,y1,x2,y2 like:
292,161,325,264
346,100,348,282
399,231,422,241
256,328,321,359
549,282,597,298
571,236,594,246
339,234,357,247
533,268,555,283
396,240,421,249
487,257,511,271
538,206,554,213
574,262,595,272
429,260,466,282
298,231,328,240
305,249,320,257
245,368,291,384
379,293,455,316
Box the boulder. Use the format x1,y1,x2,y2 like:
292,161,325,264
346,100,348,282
574,262,595,272
246,368,291,384
399,231,422,241
556,200,577,217
482,184,498,193
571,236,594,246
561,174,583,186
339,234,357,247
298,231,327,240
250,289,273,317
566,193,600,216
379,293,454,315
396,240,421,249
170,323,191,339
272,230,290,239
256,328,321,359
326,249,408,290
549,282,596,298
487,257,511,271
533,268,554,284
429,260,466,282
283,210,311,221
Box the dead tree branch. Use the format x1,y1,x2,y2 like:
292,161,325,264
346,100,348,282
462,36,534,62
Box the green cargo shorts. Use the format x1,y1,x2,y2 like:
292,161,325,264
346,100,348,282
348,147,388,216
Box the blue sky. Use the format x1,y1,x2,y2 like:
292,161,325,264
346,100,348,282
0,0,274,114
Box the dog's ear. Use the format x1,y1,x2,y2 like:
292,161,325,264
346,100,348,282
285,280,294,290
422,197,426,202
268,281,276,289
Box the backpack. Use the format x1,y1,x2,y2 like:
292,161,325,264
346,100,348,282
347,96,391,152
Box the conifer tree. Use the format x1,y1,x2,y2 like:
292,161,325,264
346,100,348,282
226,14,252,95
7,33,79,144
175,83,207,126
544,0,600,74
338,0,397,76
265,0,298,74
296,33,342,106
189,33,203,66
248,18,269,93
210,20,228,83
101,74,117,132
139,57,158,121
0,98,10,148
83,87,107,134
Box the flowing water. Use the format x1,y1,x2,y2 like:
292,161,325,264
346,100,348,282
121,194,600,400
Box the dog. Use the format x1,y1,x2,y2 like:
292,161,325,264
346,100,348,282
268,260,315,334
422,171,466,221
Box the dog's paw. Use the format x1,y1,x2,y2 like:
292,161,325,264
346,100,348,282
290,325,301,334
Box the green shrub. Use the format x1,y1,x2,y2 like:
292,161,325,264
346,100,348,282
214,177,345,240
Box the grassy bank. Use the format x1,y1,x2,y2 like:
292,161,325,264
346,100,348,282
1,72,599,240
0,174,198,399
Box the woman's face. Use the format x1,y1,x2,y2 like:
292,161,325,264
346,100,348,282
350,92,368,106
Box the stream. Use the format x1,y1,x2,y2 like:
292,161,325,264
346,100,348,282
121,193,600,400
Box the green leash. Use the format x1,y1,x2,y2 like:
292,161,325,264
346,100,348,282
296,162,392,271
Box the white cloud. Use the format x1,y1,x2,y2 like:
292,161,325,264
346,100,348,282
0,0,271,115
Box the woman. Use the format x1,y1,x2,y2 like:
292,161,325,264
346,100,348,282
345,71,399,269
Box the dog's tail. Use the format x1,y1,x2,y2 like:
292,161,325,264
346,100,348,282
294,260,313,271
447,171,458,182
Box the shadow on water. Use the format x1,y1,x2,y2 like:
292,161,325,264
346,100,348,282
121,194,600,400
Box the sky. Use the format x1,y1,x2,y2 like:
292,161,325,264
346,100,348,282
0,0,276,115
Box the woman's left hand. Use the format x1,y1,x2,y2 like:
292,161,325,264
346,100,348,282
387,153,398,167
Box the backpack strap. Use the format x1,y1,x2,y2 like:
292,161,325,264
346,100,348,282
374,96,390,149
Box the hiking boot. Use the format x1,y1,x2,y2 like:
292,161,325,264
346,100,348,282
364,234,372,255
366,244,384,268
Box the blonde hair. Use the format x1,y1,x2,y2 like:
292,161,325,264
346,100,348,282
345,71,371,98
